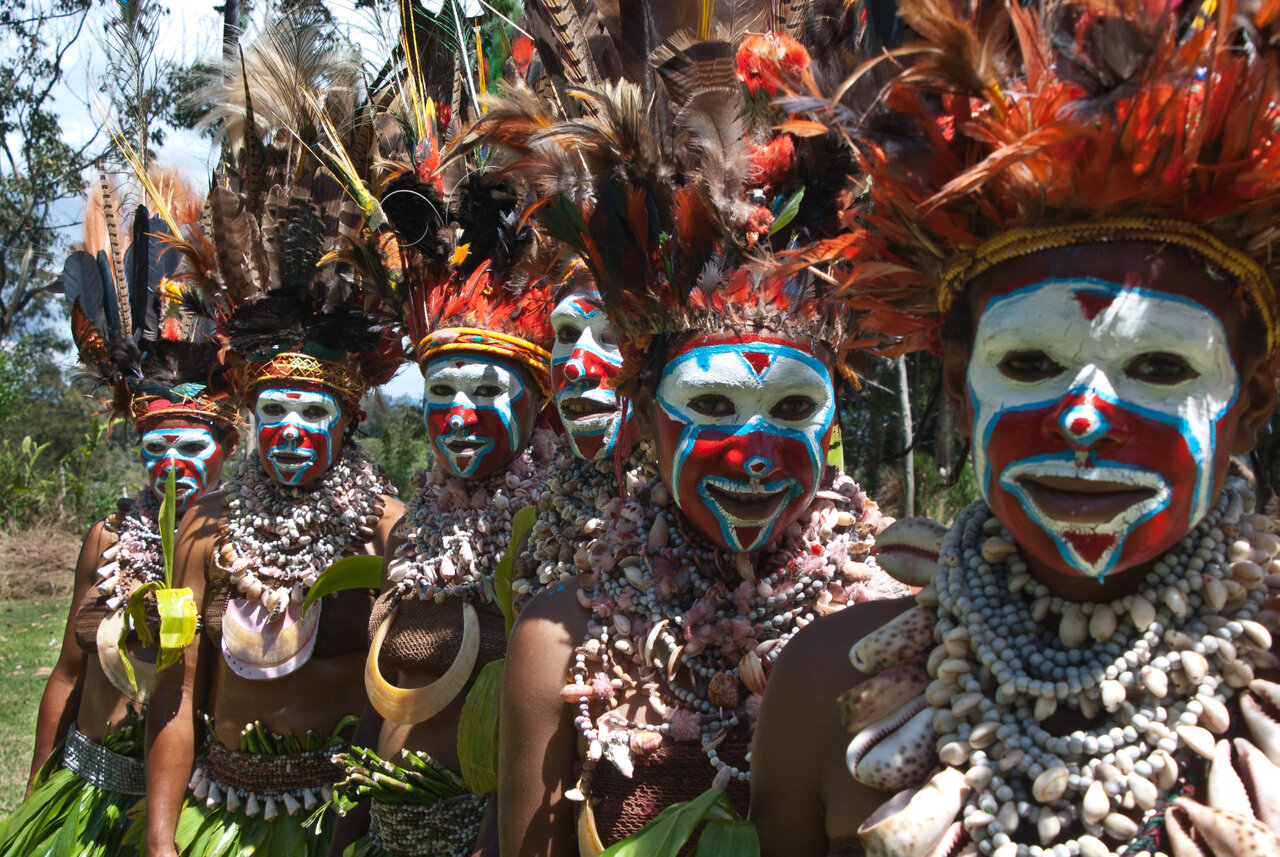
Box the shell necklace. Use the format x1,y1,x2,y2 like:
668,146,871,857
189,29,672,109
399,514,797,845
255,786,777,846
916,490,1277,857
514,439,654,612
569,468,899,790
95,491,164,610
385,428,556,603
217,444,393,620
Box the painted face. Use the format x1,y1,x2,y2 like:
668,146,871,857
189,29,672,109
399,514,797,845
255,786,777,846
969,278,1239,580
551,288,631,460
654,334,836,553
255,388,344,486
140,425,224,513
424,354,534,479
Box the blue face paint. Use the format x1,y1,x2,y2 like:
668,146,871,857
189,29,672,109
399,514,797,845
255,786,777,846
140,426,223,512
255,388,343,486
423,354,533,479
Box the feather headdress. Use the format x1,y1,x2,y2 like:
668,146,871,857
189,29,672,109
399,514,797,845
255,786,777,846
452,22,865,392
803,0,1280,356
58,170,240,439
170,17,402,411
356,1,557,394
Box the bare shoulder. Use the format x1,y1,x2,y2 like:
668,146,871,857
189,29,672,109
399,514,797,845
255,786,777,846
176,491,226,540
772,596,917,678
509,583,589,656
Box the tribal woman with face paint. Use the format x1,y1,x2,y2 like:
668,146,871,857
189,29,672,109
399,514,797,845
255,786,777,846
3,175,241,857
142,24,405,857
750,3,1280,856
456,26,906,856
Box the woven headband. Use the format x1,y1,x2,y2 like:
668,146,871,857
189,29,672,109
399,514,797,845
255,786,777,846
131,395,242,434
939,218,1278,354
416,327,551,396
243,352,367,402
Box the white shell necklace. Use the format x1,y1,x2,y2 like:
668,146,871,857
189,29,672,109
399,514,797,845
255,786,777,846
932,489,1278,857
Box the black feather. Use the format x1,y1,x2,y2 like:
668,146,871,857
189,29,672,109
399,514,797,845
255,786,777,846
128,205,150,335
59,251,109,336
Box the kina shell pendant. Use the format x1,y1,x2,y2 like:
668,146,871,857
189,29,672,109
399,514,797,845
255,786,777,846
221,596,320,680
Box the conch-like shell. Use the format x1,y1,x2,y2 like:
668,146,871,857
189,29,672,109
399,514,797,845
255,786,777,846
221,596,319,680
1241,679,1280,767
365,600,479,725
838,658,930,735
96,608,157,703
850,606,937,675
873,518,947,587
847,695,935,791
859,767,969,857
1165,796,1280,857
1207,738,1280,835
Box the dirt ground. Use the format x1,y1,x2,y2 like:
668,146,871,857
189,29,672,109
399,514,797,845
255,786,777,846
0,527,82,599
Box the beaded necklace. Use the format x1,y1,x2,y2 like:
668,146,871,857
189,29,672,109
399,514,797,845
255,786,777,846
95,491,164,610
568,467,900,789
385,428,556,603
513,439,654,612
914,490,1278,857
217,444,393,620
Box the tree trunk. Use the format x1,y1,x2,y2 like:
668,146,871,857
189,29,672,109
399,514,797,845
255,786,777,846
897,355,915,517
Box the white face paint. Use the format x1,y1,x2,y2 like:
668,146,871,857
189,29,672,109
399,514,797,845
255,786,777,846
255,388,344,485
550,291,628,461
140,427,222,510
968,278,1238,578
423,355,530,479
655,337,836,552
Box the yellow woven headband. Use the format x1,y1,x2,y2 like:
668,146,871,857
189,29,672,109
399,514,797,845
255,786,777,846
244,352,366,401
416,327,552,395
938,218,1278,355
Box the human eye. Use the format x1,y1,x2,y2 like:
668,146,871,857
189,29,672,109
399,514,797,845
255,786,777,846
556,323,581,345
1125,352,1199,385
429,384,456,397
303,404,331,420
475,385,503,398
770,395,817,421
178,441,208,456
688,394,735,418
259,402,285,417
997,350,1064,382
144,442,167,456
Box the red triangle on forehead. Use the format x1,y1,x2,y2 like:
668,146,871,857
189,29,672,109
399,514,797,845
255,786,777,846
455,361,466,368
1063,531,1116,565
285,392,301,399
1073,290,1116,321
742,351,773,375
569,296,596,314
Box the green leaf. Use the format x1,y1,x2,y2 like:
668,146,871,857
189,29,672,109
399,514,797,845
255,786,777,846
494,504,536,635
160,467,176,587
826,424,843,467
695,818,760,857
155,587,197,673
457,658,503,793
302,555,385,616
768,188,805,237
600,788,736,857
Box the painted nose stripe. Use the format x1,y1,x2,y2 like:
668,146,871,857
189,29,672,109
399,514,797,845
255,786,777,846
565,358,584,382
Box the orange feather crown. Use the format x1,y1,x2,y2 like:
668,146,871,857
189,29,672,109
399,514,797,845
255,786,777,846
803,0,1280,356
451,31,865,392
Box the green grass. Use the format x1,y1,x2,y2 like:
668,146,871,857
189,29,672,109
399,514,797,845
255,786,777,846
0,598,69,814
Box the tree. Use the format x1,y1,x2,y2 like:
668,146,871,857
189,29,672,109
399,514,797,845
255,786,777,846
0,0,100,340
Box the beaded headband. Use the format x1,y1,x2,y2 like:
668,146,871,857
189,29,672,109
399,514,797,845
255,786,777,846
131,395,242,435
243,352,367,403
938,219,1279,355
416,327,552,397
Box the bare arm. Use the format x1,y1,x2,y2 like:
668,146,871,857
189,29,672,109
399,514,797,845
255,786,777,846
499,583,587,857
751,598,915,857
27,520,112,790
145,495,219,857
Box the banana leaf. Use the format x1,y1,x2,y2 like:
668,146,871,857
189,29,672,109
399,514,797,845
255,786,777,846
600,787,741,857
155,586,197,672
160,467,176,586
493,504,536,635
457,658,503,793
302,555,384,616
695,818,760,857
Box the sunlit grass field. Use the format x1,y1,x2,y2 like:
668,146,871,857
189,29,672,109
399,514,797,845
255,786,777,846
0,598,70,814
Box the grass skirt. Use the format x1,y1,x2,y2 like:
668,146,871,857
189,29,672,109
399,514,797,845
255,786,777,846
174,718,351,857
333,747,487,857
0,717,144,857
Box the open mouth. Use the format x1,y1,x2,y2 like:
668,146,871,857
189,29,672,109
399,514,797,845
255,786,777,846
558,395,616,422
445,437,491,454
700,477,798,527
1006,463,1165,527
268,450,315,470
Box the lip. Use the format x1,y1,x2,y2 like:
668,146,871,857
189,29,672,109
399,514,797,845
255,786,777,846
558,394,616,422
1016,476,1157,525
700,477,797,527
268,450,315,470
445,437,492,453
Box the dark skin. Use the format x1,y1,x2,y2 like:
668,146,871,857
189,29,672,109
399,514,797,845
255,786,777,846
145,407,403,857
327,364,544,857
29,418,230,794
749,243,1279,856
499,338,840,857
